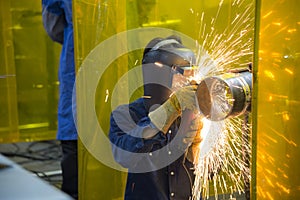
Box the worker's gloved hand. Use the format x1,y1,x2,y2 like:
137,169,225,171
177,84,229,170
185,116,203,164
172,110,203,161
182,115,203,145
170,84,198,112
149,85,198,134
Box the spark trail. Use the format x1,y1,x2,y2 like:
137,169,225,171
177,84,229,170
191,0,254,199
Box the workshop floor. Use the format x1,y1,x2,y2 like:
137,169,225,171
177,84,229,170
0,140,248,200
0,140,62,189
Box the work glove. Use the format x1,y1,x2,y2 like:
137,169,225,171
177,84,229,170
185,116,203,164
173,110,203,162
149,85,198,134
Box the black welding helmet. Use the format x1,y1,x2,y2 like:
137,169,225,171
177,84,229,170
142,35,196,112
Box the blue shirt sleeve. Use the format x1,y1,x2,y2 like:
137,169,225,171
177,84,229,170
109,100,167,168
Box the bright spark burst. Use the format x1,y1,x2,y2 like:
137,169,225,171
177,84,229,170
193,117,252,199
192,0,254,199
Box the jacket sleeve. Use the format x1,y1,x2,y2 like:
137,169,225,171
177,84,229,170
109,104,167,169
42,0,66,44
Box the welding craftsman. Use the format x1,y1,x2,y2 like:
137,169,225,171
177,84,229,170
109,35,203,200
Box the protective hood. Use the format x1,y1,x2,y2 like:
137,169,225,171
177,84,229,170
142,37,195,112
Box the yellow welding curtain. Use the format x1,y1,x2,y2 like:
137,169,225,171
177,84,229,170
73,0,257,199
0,0,61,142
253,0,300,199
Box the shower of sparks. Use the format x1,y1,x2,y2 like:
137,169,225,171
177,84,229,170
193,117,251,200
192,0,254,199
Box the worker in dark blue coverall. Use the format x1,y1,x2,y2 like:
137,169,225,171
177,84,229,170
42,0,78,199
109,35,203,200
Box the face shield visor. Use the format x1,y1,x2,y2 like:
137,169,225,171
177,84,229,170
171,64,199,90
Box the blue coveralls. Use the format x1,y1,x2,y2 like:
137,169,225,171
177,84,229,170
109,98,195,200
42,0,78,198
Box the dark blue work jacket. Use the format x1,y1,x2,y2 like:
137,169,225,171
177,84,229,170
109,98,195,200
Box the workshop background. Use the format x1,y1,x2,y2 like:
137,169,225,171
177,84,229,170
1,0,300,200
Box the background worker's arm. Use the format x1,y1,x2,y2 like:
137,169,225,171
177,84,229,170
42,1,66,44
